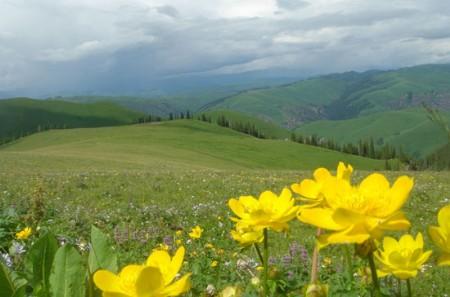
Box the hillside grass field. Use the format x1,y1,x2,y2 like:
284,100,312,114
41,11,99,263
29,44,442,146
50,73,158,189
0,98,143,143
200,110,291,139
207,64,450,128
0,121,448,295
295,109,450,158
0,120,386,172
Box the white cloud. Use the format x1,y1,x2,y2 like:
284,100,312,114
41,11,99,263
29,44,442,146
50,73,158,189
0,0,450,95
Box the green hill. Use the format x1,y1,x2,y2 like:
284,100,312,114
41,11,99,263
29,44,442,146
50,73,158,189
206,64,450,128
426,142,450,169
0,98,143,143
295,109,450,158
0,120,385,172
200,110,290,139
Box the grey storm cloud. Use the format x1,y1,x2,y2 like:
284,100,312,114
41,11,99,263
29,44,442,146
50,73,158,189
276,0,310,10
1,0,450,97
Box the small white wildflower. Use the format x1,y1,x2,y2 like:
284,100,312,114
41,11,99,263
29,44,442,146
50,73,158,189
206,284,216,296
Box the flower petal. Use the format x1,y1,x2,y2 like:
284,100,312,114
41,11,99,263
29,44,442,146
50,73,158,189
336,162,353,181
385,176,414,214
160,273,192,296
358,173,390,200
146,250,171,269
438,204,450,231
93,270,123,293
298,208,343,230
379,212,411,231
437,253,450,266
428,226,448,251
135,266,164,295
318,224,370,245
392,269,417,280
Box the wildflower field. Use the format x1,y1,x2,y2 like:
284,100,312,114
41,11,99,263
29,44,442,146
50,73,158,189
0,161,449,296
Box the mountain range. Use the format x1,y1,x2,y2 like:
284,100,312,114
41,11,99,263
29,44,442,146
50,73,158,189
1,63,449,162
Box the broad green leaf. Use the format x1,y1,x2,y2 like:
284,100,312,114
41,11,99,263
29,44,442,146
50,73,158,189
24,232,58,294
0,262,14,297
88,225,118,274
49,245,86,297
0,262,27,297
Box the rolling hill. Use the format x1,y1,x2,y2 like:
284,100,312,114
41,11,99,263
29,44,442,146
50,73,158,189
199,110,290,139
0,120,385,172
0,98,143,143
295,109,450,158
205,64,450,128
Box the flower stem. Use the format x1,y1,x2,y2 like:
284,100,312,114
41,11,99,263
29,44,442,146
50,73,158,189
367,251,380,297
263,228,269,297
254,243,264,265
343,245,353,282
397,278,402,297
310,228,322,283
406,279,412,297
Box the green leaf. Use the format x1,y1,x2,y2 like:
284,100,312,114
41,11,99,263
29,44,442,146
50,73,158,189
0,262,14,297
88,226,118,274
0,262,27,297
24,232,58,294
49,245,86,297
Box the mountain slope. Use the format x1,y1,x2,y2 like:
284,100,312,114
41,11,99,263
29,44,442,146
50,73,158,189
200,110,290,139
206,64,450,128
0,98,143,143
0,120,385,172
295,109,450,158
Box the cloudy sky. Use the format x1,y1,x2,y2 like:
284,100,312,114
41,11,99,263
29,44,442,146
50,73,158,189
1,0,450,97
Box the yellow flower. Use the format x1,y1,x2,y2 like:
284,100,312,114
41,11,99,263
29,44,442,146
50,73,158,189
94,246,191,297
211,260,218,268
250,277,260,286
322,257,332,266
175,230,183,237
153,243,170,252
189,226,203,239
428,204,450,266
175,239,182,246
230,225,264,246
16,227,32,240
305,283,329,297
219,286,241,297
375,233,432,280
228,188,299,232
205,243,214,249
291,162,353,206
299,171,413,245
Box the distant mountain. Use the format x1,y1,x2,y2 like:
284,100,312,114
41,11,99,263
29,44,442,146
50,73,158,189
0,98,143,143
204,64,450,128
3,63,449,161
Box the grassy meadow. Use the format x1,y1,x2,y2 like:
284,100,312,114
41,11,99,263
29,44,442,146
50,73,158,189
295,109,450,158
0,119,449,296
0,98,143,143
0,120,386,172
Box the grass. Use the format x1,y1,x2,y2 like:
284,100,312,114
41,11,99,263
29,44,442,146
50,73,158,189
200,109,291,139
210,76,347,126
295,108,450,158
0,120,448,295
0,159,448,295
0,120,385,172
0,98,143,142
206,64,450,127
